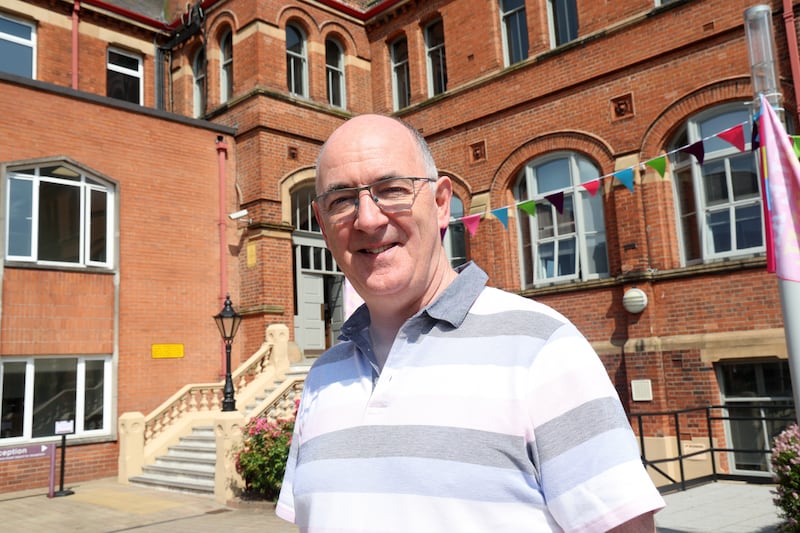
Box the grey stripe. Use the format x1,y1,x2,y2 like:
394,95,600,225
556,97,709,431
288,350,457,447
535,396,632,463
298,425,536,475
421,310,564,340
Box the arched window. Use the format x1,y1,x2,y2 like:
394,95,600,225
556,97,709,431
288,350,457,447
220,30,233,103
445,194,467,268
390,37,410,110
325,38,345,108
514,152,608,286
286,24,308,97
669,103,761,264
193,47,206,117
424,19,447,96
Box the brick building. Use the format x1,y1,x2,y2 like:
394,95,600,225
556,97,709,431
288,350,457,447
0,0,797,492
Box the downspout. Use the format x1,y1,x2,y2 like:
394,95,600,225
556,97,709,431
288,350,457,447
784,0,800,123
72,1,80,90
216,136,229,376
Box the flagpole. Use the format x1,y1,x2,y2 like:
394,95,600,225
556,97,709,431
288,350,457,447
745,5,800,424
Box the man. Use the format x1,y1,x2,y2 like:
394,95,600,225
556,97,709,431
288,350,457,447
277,114,664,532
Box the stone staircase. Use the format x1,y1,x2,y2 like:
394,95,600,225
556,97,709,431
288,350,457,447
128,362,313,496
129,426,216,495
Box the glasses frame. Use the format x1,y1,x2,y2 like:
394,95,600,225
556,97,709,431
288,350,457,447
314,176,436,225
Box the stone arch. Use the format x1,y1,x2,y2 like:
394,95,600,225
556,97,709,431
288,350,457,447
279,166,316,226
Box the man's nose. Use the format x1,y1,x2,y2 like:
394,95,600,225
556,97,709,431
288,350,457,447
353,189,387,228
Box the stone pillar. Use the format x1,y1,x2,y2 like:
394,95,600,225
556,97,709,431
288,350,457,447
268,324,290,379
214,410,245,504
118,412,145,483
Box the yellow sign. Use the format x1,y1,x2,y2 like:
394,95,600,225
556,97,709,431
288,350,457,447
151,344,184,359
247,242,257,268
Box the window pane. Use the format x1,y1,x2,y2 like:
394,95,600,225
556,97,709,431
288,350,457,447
707,210,731,253
84,360,105,431
702,159,728,205
1,362,26,438
537,241,555,278
286,26,303,54
7,178,33,257
89,189,108,263
585,233,608,275
721,363,758,397
535,158,570,193
0,40,33,77
556,195,575,235
700,108,751,153
763,362,793,397
537,204,554,239
501,0,528,64
676,169,700,261
582,191,604,232
730,153,759,200
557,237,576,276
735,204,763,249
552,0,578,46
109,50,138,71
33,358,77,438
107,70,140,104
38,182,81,263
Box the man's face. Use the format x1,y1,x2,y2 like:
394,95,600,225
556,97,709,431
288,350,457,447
314,116,450,309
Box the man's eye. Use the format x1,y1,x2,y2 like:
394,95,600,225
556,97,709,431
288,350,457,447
327,194,353,210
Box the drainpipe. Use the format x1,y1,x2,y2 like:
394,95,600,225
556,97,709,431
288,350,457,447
72,1,80,89
783,0,800,123
216,136,229,376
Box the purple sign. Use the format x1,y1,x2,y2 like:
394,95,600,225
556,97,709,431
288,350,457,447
0,443,53,462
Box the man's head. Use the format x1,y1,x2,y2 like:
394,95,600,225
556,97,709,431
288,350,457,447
313,114,455,316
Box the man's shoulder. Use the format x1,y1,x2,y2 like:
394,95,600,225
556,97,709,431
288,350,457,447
474,286,569,323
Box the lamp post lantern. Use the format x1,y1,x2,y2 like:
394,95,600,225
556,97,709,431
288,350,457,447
214,294,242,412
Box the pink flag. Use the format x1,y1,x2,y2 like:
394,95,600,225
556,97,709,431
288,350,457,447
461,214,481,237
717,124,746,152
760,95,800,282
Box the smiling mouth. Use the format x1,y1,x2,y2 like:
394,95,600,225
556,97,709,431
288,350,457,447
362,244,395,254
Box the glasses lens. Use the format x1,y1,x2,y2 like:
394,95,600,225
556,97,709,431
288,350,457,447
321,190,357,220
372,177,416,212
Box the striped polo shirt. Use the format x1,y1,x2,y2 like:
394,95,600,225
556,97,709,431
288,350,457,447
277,262,664,532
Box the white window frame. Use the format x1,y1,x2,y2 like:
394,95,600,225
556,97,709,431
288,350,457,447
286,24,308,98
5,161,115,269
669,103,763,265
547,0,578,48
390,37,411,110
325,38,346,109
445,195,467,268
220,30,233,104
106,47,143,105
515,152,609,287
0,11,36,78
193,47,206,117
425,19,447,97
499,0,528,66
0,356,112,443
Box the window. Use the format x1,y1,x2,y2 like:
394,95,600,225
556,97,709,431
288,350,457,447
1,356,112,441
500,0,528,66
292,185,321,233
193,47,206,117
391,37,411,110
515,152,608,286
669,103,762,264
107,48,142,105
445,195,467,268
286,24,308,97
220,30,233,103
0,12,35,78
718,360,794,474
5,161,115,268
548,0,578,47
325,38,345,108
425,19,447,97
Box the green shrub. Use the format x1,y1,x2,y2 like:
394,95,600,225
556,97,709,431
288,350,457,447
772,423,800,531
236,407,296,501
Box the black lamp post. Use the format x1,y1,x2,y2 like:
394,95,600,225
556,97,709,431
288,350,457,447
214,294,242,412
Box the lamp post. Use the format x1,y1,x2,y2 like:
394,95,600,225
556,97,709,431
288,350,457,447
214,294,242,412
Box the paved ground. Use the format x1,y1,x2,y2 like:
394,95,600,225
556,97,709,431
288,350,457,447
0,477,784,532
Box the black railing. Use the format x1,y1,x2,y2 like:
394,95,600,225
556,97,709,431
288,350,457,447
629,404,795,494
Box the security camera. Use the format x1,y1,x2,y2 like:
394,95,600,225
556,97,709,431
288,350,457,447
228,209,248,220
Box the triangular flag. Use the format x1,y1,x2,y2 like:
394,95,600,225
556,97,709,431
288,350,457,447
759,95,800,282
613,168,635,192
491,207,509,228
461,214,481,237
582,179,601,196
792,136,800,160
544,191,564,214
518,200,537,216
645,156,667,178
717,124,745,152
680,140,705,165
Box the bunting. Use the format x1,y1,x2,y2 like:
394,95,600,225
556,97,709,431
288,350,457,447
450,120,753,237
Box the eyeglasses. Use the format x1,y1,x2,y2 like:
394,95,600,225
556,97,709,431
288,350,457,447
314,176,435,225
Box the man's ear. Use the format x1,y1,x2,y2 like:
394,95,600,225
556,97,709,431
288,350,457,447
434,175,453,229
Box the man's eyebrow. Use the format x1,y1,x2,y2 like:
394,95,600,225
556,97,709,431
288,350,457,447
322,175,403,193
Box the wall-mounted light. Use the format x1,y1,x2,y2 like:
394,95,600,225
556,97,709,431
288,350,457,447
623,288,648,314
